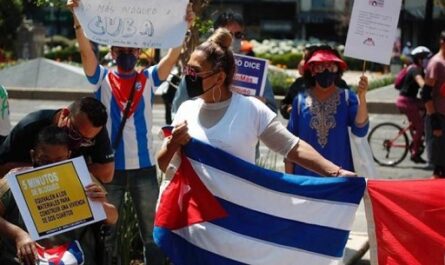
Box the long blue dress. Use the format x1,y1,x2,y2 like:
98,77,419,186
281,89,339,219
287,88,369,177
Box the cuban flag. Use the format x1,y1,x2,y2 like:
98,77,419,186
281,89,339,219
154,138,366,265
37,240,84,265
366,179,445,265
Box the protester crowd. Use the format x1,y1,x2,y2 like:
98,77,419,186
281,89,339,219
0,1,444,264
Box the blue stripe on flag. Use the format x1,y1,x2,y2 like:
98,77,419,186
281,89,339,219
184,138,365,204
111,96,125,169
133,98,151,167
153,227,246,265
151,65,162,86
212,198,349,257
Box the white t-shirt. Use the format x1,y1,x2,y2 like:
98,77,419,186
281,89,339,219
173,93,276,163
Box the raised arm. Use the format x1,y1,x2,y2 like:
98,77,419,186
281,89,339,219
156,3,195,80
67,0,99,76
355,75,369,125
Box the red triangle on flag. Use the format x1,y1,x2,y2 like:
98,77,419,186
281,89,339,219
155,154,228,230
108,71,146,117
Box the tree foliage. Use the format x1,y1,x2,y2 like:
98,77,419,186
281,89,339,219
0,0,23,51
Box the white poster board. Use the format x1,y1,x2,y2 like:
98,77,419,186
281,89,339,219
344,0,402,65
6,157,106,240
74,0,188,48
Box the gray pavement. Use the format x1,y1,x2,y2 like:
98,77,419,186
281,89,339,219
6,84,432,265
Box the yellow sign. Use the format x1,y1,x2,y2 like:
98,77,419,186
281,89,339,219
16,161,93,236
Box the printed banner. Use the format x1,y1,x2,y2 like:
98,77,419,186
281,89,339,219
74,0,188,48
344,0,402,65
7,157,106,240
232,54,268,97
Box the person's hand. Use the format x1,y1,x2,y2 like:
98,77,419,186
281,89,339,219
15,231,38,265
337,169,357,177
85,183,107,203
286,105,292,114
168,121,191,149
357,75,368,97
66,0,80,12
184,3,196,29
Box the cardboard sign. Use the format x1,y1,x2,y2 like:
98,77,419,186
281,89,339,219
232,54,268,97
344,0,402,65
6,157,106,240
74,0,188,48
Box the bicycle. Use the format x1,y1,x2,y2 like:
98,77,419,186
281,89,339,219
367,120,424,166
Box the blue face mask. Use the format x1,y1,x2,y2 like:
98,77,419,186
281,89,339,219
116,53,137,71
314,70,337,89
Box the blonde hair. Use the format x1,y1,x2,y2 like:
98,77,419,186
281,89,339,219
196,28,235,86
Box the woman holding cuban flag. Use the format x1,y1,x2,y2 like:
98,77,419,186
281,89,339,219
157,28,356,178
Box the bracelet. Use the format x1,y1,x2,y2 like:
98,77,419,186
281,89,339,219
74,24,82,30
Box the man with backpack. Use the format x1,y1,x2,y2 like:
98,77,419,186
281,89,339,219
395,46,431,163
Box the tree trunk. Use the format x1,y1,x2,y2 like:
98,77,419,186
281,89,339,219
178,0,211,71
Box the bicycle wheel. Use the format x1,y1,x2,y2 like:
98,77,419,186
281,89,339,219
367,122,409,166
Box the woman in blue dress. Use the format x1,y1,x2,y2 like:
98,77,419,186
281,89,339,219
285,46,369,177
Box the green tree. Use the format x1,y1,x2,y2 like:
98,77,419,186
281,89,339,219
0,0,23,51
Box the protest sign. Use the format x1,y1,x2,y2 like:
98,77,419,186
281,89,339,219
6,157,106,240
74,0,188,48
344,0,402,65
232,54,268,97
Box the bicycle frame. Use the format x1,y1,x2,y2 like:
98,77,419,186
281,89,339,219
384,124,411,149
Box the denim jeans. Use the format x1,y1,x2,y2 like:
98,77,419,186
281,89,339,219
104,166,166,265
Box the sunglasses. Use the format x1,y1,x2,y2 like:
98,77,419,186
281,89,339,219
65,121,95,148
231,31,245,40
311,62,339,74
183,65,217,81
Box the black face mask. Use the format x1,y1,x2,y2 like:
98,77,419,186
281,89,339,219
314,70,338,89
184,74,217,98
116,53,137,71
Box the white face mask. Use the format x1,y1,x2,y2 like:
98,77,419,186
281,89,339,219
232,39,241,53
